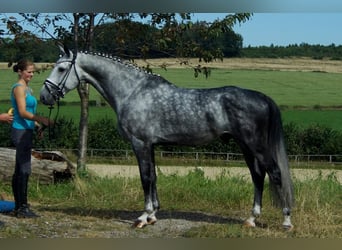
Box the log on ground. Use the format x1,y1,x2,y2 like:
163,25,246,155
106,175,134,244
0,147,76,184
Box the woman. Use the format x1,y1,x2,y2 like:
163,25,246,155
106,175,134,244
11,59,53,218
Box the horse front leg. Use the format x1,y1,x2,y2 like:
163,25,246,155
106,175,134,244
131,139,160,228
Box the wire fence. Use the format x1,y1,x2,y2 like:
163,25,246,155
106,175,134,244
52,148,342,167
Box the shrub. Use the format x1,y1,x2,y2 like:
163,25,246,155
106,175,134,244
0,117,340,157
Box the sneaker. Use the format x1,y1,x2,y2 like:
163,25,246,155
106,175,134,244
15,204,39,218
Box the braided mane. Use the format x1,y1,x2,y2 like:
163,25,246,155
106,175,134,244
79,51,161,77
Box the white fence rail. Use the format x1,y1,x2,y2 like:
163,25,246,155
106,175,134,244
54,148,342,165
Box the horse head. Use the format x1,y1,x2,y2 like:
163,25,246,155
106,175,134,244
40,44,81,105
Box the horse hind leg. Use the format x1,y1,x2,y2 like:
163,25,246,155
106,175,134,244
270,172,294,230
256,151,294,231
244,156,266,228
231,143,265,228
220,136,265,227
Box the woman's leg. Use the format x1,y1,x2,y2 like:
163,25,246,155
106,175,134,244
11,128,38,218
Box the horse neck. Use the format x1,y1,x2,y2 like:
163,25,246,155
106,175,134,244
78,53,147,112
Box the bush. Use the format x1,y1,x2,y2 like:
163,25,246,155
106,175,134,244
283,122,342,155
0,117,340,157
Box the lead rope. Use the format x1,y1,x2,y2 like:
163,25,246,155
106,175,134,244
46,101,60,142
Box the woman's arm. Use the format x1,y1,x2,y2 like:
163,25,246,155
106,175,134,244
13,85,53,127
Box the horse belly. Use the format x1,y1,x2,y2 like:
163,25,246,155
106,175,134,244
156,114,227,145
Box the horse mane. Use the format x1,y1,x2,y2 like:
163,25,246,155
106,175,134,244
79,51,172,85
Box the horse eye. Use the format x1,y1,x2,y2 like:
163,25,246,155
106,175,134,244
58,67,65,73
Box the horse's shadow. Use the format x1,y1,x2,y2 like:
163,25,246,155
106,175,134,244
41,206,247,226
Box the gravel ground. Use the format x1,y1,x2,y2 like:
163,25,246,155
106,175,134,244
0,210,216,238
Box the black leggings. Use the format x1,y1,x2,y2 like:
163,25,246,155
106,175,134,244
11,128,33,175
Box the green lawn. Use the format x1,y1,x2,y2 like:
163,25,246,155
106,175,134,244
28,105,342,131
1,68,342,107
282,109,342,131
153,68,342,108
1,67,341,130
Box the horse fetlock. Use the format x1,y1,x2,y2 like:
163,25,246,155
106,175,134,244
282,215,293,231
252,204,261,217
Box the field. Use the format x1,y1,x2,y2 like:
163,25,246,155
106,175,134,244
0,58,341,238
1,57,341,130
2,58,342,105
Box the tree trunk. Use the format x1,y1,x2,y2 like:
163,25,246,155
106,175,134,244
77,82,90,171
73,13,96,172
0,147,75,184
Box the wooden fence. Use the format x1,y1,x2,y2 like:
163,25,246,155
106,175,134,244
51,148,342,166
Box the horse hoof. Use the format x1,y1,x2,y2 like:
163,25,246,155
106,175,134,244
283,224,294,231
147,217,157,225
132,220,146,229
243,220,256,228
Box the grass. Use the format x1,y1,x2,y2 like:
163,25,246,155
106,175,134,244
152,68,342,108
282,110,342,131
1,65,341,130
1,66,341,130
1,67,342,108
14,105,341,132
0,168,341,238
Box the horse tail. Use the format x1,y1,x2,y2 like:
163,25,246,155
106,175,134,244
267,98,295,209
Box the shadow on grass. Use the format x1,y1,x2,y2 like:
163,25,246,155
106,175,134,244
41,206,248,226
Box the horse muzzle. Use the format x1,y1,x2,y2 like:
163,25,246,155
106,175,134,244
40,79,65,105
40,87,56,105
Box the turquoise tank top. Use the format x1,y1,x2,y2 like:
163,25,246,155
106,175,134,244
11,83,37,130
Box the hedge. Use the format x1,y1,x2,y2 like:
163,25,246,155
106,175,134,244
0,117,341,156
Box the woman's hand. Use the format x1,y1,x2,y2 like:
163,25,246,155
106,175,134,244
0,113,13,124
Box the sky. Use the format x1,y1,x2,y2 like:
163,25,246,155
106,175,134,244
193,13,342,47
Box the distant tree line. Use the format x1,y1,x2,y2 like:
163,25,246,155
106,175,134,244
241,43,342,60
1,19,341,63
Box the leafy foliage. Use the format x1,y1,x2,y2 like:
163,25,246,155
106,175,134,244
1,118,341,156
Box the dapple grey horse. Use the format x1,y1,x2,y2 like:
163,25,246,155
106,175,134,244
40,45,294,230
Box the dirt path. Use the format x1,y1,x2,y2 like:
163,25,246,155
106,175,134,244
87,164,342,184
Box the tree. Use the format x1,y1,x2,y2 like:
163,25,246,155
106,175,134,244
1,12,252,171
75,13,95,171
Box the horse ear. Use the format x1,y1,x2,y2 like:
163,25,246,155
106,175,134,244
56,42,71,57
63,44,71,57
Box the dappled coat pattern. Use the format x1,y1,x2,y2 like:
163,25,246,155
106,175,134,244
40,45,294,230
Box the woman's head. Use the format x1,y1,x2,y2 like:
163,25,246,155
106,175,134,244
13,59,35,73
13,59,35,84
